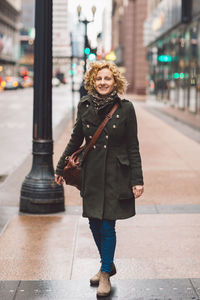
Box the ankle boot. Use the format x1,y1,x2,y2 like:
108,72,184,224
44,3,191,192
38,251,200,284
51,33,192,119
90,269,101,286
90,263,116,286
97,272,111,297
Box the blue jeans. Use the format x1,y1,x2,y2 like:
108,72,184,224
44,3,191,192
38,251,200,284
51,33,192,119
88,218,116,273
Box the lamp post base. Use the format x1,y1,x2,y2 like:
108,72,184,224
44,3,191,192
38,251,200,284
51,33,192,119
20,139,65,214
20,177,65,214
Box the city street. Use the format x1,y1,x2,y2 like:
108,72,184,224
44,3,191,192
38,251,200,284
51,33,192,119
1,0,200,299
0,98,200,299
0,84,80,178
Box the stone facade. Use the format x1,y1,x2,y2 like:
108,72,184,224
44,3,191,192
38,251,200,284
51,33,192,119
0,0,21,77
112,0,148,95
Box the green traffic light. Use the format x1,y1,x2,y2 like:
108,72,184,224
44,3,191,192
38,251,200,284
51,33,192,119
173,73,179,79
84,48,90,55
158,55,172,62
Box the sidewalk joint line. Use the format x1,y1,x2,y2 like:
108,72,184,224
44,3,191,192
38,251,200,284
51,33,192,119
69,216,80,280
189,278,200,298
0,213,16,237
13,280,21,300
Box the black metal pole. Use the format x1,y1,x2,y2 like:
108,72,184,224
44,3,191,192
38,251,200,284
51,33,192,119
70,33,75,125
20,0,65,214
83,20,88,73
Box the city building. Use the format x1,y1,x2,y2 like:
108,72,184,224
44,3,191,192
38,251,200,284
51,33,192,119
69,19,84,58
19,0,71,78
19,0,34,75
102,6,112,55
95,6,112,61
53,0,71,76
21,0,34,29
112,0,148,95
144,0,200,115
0,0,22,78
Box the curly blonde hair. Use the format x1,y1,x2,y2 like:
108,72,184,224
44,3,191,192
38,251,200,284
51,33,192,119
84,61,127,94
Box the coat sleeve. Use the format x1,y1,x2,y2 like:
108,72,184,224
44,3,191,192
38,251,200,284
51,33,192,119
126,102,144,186
55,103,84,176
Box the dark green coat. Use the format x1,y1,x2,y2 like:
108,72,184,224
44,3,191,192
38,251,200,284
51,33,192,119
56,94,143,220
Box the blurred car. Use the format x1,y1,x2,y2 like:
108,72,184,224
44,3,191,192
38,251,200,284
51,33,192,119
1,76,19,90
52,77,60,87
56,72,67,84
0,77,3,91
17,77,25,89
22,76,33,88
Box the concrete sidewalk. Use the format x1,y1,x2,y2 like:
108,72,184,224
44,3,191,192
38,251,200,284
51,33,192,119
0,102,200,299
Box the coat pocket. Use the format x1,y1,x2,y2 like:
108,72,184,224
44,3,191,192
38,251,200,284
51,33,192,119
116,155,134,200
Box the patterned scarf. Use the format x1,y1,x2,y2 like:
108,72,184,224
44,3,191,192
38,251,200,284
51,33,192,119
91,89,117,112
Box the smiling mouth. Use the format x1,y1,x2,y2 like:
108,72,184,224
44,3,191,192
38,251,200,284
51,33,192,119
99,86,108,90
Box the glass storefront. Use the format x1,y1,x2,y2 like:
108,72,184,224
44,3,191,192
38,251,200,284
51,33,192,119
147,18,200,114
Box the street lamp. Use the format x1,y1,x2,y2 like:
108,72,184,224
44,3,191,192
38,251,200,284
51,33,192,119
77,5,96,73
19,0,65,213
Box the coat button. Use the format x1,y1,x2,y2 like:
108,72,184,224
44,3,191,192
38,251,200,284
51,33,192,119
86,124,90,128
93,145,96,149
104,145,107,149
89,135,92,139
113,125,116,128
116,114,120,118
105,135,108,139
86,104,89,108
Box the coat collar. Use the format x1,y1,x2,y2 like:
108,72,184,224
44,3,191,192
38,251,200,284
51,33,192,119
80,93,122,107
80,93,122,127
80,94,91,104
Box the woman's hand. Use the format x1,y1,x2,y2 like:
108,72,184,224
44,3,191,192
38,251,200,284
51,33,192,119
54,174,64,185
132,185,144,198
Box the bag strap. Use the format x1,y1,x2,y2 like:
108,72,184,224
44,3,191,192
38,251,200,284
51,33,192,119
82,102,119,162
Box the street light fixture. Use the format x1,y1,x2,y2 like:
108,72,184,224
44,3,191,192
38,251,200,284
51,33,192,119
77,5,96,73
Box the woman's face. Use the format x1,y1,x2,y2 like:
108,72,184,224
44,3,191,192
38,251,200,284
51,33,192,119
95,68,116,96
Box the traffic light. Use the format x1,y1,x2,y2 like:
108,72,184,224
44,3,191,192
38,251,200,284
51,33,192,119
88,53,96,61
158,55,172,62
173,73,179,79
84,47,90,55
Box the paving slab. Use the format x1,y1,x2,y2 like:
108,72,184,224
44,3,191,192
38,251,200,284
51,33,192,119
0,214,199,281
0,279,199,300
15,280,97,300
0,281,20,300
0,215,79,280
135,103,200,207
191,279,200,297
137,204,200,214
144,105,200,143
61,204,200,215
115,278,199,300
0,206,18,232
155,204,200,214
72,215,200,280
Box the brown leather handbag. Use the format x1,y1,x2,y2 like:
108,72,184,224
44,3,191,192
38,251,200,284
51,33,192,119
63,103,119,190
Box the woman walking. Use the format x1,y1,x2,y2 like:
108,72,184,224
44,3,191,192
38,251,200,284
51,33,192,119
55,61,144,297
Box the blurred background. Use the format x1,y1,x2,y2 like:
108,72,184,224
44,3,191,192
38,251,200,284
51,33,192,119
1,0,200,115
0,0,200,180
